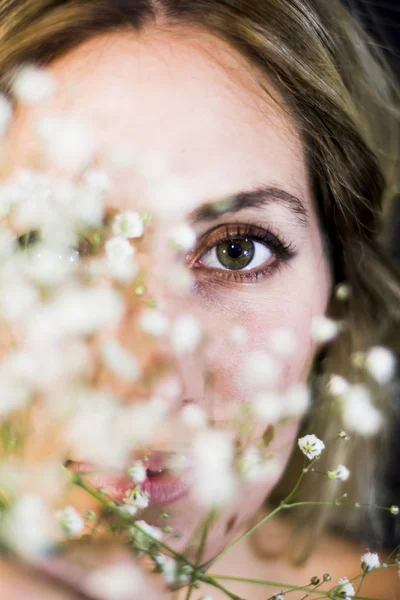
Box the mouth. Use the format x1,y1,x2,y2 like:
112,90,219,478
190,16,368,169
66,454,190,506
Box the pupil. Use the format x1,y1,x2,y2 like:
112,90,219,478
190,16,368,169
227,241,244,259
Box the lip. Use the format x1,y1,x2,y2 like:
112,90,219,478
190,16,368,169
67,461,190,505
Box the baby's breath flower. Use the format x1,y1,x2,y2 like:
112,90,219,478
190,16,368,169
273,595,285,600
85,563,142,600
130,520,163,553
342,385,383,436
100,338,140,383
138,308,169,337
243,351,282,388
390,505,399,515
361,551,380,572
1,494,56,558
180,403,207,428
228,324,248,344
327,464,350,481
124,486,150,511
0,94,12,137
170,314,202,354
251,390,283,424
56,505,84,537
311,315,339,343
161,556,193,586
12,65,55,104
328,375,350,396
127,461,147,485
283,383,311,418
106,236,135,260
335,283,350,301
335,577,355,599
36,116,94,170
365,346,396,385
298,434,325,460
169,224,196,250
112,211,144,239
269,328,297,356
84,169,111,193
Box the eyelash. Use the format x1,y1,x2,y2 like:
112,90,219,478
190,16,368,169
189,223,297,283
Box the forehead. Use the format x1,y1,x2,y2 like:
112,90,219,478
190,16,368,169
6,27,310,216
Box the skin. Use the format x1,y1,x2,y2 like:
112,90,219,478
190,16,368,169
3,26,333,573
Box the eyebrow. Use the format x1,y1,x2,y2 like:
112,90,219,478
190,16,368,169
189,185,309,227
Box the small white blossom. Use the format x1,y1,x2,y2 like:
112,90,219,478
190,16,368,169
85,564,142,600
274,595,285,600
138,309,169,337
127,461,147,485
251,390,283,424
180,403,207,428
390,505,399,515
170,314,202,354
124,486,149,511
342,385,383,436
0,94,12,137
169,224,196,250
84,169,111,193
269,328,297,356
327,464,350,481
311,315,339,343
228,324,248,344
112,211,144,239
283,383,311,418
361,551,380,572
106,237,135,260
191,430,237,507
365,346,396,385
243,351,282,388
1,494,56,558
130,520,163,552
335,577,355,599
328,375,350,396
36,116,94,170
12,65,55,103
56,506,84,537
100,338,140,382
298,434,325,460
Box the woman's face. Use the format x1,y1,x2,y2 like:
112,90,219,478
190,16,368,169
3,27,332,560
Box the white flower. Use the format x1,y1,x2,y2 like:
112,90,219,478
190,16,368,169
328,375,350,396
1,494,56,558
100,338,140,382
84,169,111,193
180,404,207,429
283,383,311,418
12,65,55,103
269,328,297,356
138,309,169,337
327,464,350,481
311,316,339,343
106,237,135,260
335,577,355,599
243,351,282,388
365,346,396,385
56,506,84,537
390,505,399,515
361,551,380,572
251,391,283,424
170,314,202,354
85,564,142,600
160,556,192,586
0,94,12,137
169,224,196,250
342,385,383,436
130,520,163,552
36,116,94,170
274,595,285,600
191,430,237,507
124,486,150,510
228,324,248,344
23,245,76,286
112,211,144,239
127,461,147,485
298,434,325,460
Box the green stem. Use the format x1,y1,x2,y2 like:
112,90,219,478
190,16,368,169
201,574,245,600
185,511,216,600
200,459,317,570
